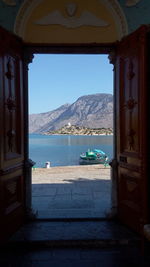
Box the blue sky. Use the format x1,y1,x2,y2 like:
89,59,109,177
29,54,113,114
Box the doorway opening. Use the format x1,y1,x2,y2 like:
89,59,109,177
28,53,114,220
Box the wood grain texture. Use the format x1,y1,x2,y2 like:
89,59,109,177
116,25,149,232
0,26,25,243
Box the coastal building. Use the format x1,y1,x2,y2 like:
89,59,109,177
0,0,150,263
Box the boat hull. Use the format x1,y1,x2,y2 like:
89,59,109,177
79,149,108,165
79,158,106,165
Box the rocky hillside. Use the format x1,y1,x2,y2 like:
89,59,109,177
29,104,70,133
29,93,113,133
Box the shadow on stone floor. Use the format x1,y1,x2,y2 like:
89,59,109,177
32,178,111,219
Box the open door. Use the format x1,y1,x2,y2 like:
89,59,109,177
116,25,149,232
0,27,25,242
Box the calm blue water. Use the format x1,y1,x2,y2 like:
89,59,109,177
29,134,113,167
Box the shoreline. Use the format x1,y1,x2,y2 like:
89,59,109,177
32,164,110,170
43,133,113,136
31,133,113,136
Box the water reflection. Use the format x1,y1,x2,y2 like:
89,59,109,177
30,134,113,146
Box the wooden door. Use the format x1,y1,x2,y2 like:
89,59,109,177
115,25,149,232
0,27,25,242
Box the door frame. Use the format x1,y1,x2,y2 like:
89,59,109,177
23,42,117,218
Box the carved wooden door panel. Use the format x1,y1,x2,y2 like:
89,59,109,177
116,25,148,232
0,27,25,242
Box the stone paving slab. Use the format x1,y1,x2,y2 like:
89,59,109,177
32,165,111,219
1,246,150,267
9,221,139,244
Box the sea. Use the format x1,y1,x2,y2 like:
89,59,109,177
29,134,113,168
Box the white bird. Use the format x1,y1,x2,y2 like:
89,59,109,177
35,10,109,28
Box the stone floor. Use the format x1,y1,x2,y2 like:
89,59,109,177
1,246,150,267
32,165,111,219
3,220,150,267
9,221,139,244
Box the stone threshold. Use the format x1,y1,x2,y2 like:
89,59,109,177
7,220,140,249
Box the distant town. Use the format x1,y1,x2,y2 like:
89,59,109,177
44,124,113,136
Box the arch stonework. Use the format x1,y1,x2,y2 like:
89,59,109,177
14,0,128,43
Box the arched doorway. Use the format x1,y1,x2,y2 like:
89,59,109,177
15,0,125,224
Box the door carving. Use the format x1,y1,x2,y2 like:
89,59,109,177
0,26,25,242
116,25,148,232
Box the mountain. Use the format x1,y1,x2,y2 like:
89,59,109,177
29,104,70,133
29,93,113,133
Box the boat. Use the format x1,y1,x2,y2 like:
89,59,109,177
79,149,108,165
